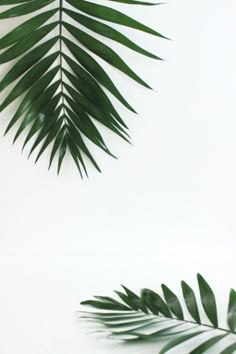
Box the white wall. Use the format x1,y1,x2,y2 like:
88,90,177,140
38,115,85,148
0,0,236,353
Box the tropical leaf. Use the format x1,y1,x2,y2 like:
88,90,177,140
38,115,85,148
81,274,236,353
0,0,166,176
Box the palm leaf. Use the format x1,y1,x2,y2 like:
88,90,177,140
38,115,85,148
81,274,236,353
0,0,166,176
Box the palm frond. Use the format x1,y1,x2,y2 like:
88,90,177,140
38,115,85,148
81,274,236,353
0,0,166,176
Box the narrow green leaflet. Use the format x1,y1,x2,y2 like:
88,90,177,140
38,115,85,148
197,274,218,328
62,38,136,113
81,299,131,311
107,0,160,5
0,10,58,50
181,281,201,323
0,53,59,113
115,291,140,311
49,126,66,170
220,343,236,354
4,66,60,135
0,23,58,65
141,289,172,317
189,334,228,354
66,0,167,39
122,286,148,313
57,134,67,174
159,331,206,354
63,85,130,142
13,81,60,143
0,0,165,175
63,22,151,89
64,10,162,60
62,54,128,128
66,123,101,173
0,37,58,92
161,284,184,320
228,289,236,332
0,1,35,4
0,0,54,19
34,115,63,163
22,93,62,150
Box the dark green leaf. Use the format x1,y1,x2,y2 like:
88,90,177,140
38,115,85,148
181,281,201,324
62,63,127,129
0,0,54,19
159,331,206,354
162,284,184,320
115,291,139,311
63,22,151,89
0,0,37,4
67,139,85,178
66,106,115,158
64,10,161,60
35,116,63,163
22,93,61,150
0,52,59,113
57,134,67,175
189,334,228,354
49,126,66,170
64,86,130,142
0,9,58,50
63,54,128,128
67,123,101,173
107,0,159,5
4,65,59,135
0,37,58,92
141,289,172,317
94,296,133,311
197,274,218,328
220,343,236,354
0,22,58,65
122,286,148,313
66,0,167,39
80,299,130,311
13,81,60,143
228,289,236,332
63,37,136,113
29,106,62,158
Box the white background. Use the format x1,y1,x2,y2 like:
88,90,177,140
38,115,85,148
0,0,236,353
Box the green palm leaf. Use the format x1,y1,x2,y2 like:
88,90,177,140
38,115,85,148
0,0,165,176
81,274,236,353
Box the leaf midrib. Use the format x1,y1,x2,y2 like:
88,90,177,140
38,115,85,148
59,0,66,129
85,309,236,336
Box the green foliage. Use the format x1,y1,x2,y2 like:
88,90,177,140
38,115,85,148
0,0,165,176
81,274,236,353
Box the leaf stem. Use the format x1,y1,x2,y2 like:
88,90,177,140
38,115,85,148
171,317,233,335
82,311,236,336
137,312,235,335
59,0,66,121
